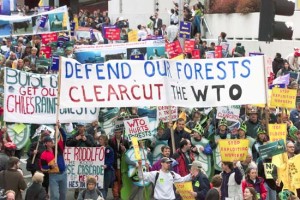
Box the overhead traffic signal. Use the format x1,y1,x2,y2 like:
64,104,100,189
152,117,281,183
258,0,295,42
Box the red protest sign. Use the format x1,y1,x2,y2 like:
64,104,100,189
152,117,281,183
184,40,195,53
192,49,200,59
41,33,58,45
165,40,183,59
105,28,121,40
40,46,52,58
215,45,222,58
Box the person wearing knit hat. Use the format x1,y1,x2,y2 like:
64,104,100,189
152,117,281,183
252,127,268,161
237,122,255,150
77,176,103,200
191,124,213,178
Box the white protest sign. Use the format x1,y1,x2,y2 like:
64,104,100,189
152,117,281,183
216,105,241,122
59,56,267,108
4,68,98,124
64,147,105,188
157,106,177,123
124,117,152,141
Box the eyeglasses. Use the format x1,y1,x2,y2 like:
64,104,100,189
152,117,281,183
287,146,295,148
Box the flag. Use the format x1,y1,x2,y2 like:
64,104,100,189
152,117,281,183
38,0,43,7
272,73,290,86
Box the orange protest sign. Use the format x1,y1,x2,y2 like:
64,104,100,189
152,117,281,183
271,88,297,108
268,124,287,144
219,139,249,162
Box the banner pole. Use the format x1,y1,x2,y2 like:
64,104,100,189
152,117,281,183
168,106,176,154
32,134,42,164
55,56,62,163
141,143,149,199
262,56,269,132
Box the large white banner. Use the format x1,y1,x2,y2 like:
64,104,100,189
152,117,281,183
4,68,98,124
59,56,267,108
64,147,105,188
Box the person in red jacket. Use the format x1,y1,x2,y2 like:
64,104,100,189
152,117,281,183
241,168,267,200
173,139,195,176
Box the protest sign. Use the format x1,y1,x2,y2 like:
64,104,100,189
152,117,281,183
258,139,286,159
271,88,297,108
174,181,195,200
128,30,138,42
124,117,152,141
289,154,300,188
0,6,69,37
157,106,178,123
184,40,195,53
105,28,121,40
216,105,241,122
51,56,60,71
131,137,141,160
192,49,200,59
219,139,249,162
179,21,192,39
4,68,98,124
59,56,266,108
263,162,275,179
171,54,184,60
215,46,222,58
41,32,58,44
268,124,287,143
40,46,51,58
165,40,183,58
205,51,215,59
64,147,105,188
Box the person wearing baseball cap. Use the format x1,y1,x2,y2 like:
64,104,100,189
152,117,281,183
245,107,261,139
66,122,95,147
137,156,192,200
189,160,210,199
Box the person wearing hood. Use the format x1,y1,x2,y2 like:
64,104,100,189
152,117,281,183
272,53,284,75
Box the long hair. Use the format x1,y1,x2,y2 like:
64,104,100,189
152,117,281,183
245,168,257,181
245,187,258,200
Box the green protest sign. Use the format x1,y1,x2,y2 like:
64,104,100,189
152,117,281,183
258,139,286,159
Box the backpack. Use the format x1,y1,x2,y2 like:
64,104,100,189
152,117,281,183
82,189,104,200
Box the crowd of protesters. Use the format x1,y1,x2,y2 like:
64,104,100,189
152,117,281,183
0,1,300,200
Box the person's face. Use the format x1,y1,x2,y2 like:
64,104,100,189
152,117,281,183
221,162,228,171
249,169,257,180
98,137,104,146
31,49,37,56
157,128,164,135
17,60,23,67
219,125,226,131
193,113,201,122
185,140,191,150
161,161,171,170
284,62,289,69
6,192,15,200
87,183,96,190
245,155,252,163
297,132,300,140
162,148,170,157
45,141,54,148
114,130,122,138
250,113,258,122
258,133,265,141
287,143,295,154
78,126,85,134
243,188,253,199
238,130,245,137
177,121,185,131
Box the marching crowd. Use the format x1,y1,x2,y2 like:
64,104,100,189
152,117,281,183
0,1,300,200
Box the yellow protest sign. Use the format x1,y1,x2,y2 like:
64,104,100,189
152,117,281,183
219,139,249,162
289,154,300,189
12,123,26,134
268,124,287,144
128,30,138,42
263,163,275,179
62,12,68,28
73,16,79,30
131,137,141,160
271,88,297,108
174,181,195,200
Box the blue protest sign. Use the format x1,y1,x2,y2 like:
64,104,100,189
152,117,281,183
70,22,75,36
51,56,60,71
39,15,48,28
179,21,191,39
